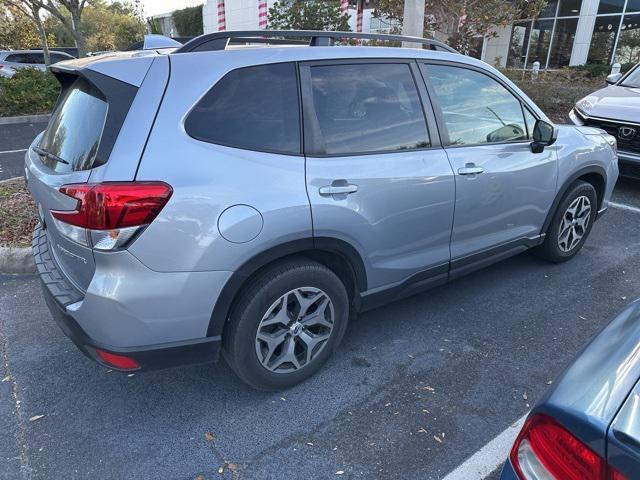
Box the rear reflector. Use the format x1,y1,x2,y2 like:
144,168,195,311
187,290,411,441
52,182,172,230
50,182,172,251
510,414,628,480
95,349,140,370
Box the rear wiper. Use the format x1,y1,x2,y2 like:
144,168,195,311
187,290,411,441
32,146,69,165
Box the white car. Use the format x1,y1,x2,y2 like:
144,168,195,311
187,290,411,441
570,63,640,169
0,50,75,78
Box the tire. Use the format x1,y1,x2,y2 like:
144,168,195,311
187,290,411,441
535,180,598,263
222,258,349,391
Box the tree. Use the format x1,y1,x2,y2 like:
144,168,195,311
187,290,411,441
46,1,145,53
37,0,89,57
0,5,56,58
172,5,203,37
268,0,350,31
375,0,547,54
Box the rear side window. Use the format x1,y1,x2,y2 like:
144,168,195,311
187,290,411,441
39,77,107,172
423,65,529,146
185,62,301,155
307,63,430,155
5,54,27,63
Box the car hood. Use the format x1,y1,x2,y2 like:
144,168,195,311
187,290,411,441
579,85,640,123
534,299,640,457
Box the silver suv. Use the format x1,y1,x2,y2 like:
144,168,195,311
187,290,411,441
570,62,640,170
26,31,619,390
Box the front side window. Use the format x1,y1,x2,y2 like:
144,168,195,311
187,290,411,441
308,63,430,155
185,62,301,155
424,65,529,146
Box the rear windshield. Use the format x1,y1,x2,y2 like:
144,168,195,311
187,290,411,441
39,77,107,172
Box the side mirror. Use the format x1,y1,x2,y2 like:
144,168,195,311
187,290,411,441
530,119,558,154
606,73,622,85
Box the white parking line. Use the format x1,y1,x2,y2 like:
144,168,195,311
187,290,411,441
609,201,640,215
441,413,528,480
0,148,27,155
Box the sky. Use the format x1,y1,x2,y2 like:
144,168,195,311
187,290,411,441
139,0,205,17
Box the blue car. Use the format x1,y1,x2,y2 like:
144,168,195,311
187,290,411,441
501,300,640,479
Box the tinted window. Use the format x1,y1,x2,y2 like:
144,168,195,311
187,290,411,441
39,77,107,172
308,63,430,155
185,62,301,154
425,65,528,145
51,53,70,64
5,54,27,63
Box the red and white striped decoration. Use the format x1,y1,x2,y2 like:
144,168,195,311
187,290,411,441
356,0,363,33
217,0,226,31
340,0,349,16
258,0,268,29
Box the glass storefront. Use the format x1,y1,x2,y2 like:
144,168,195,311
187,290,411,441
589,0,640,64
507,0,582,68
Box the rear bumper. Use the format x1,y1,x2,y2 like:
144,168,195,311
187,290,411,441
41,283,221,371
33,224,222,371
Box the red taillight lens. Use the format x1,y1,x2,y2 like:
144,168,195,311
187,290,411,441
51,182,173,230
95,349,140,370
510,414,628,480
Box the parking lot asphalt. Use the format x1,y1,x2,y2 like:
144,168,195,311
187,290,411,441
1,179,639,480
0,121,47,181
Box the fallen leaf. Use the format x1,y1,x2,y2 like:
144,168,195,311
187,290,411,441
417,427,428,434
29,415,45,422
433,435,442,443
522,392,528,400
195,475,205,480
227,463,237,473
385,402,391,407
306,442,314,446
336,471,345,475
218,466,224,474
205,431,215,442
546,380,553,385
1,376,10,382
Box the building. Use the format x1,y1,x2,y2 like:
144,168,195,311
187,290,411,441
201,0,640,69
149,11,178,37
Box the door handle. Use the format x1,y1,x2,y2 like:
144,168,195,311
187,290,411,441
319,183,358,196
457,164,484,175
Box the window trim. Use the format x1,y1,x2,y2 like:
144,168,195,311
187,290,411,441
184,61,304,157
299,58,440,158
417,60,542,149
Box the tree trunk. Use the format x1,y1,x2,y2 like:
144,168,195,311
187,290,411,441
70,10,86,57
33,12,50,65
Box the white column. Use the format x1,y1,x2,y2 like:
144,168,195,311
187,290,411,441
402,0,426,48
570,0,600,65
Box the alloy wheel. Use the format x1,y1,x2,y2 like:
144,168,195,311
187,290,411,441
254,287,334,373
557,195,591,253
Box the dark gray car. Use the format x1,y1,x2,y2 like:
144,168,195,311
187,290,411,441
0,50,75,77
570,63,640,169
501,299,640,480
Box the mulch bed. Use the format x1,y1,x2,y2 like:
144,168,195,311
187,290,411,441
0,178,38,248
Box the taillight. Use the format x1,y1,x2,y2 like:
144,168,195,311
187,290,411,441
510,414,628,480
50,182,172,250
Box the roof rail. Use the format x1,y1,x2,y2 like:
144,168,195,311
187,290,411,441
173,30,458,54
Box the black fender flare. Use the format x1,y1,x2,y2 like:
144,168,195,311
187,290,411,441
206,237,368,337
541,165,608,235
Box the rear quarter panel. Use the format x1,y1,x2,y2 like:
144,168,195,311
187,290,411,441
131,51,312,273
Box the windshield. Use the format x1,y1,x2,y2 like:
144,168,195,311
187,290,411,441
39,77,107,172
621,66,640,88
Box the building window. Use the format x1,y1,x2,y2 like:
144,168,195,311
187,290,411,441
615,13,640,64
549,18,579,67
506,0,582,69
369,15,399,33
588,15,622,63
507,22,532,67
598,0,625,14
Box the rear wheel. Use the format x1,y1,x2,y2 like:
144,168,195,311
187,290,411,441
222,258,349,390
535,180,597,263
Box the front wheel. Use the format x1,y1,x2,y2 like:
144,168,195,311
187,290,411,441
535,180,597,263
222,258,349,391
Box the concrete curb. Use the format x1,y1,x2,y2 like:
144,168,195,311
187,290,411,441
0,246,35,274
0,114,50,125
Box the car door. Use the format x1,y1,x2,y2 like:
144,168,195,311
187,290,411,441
301,59,456,295
419,62,557,276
